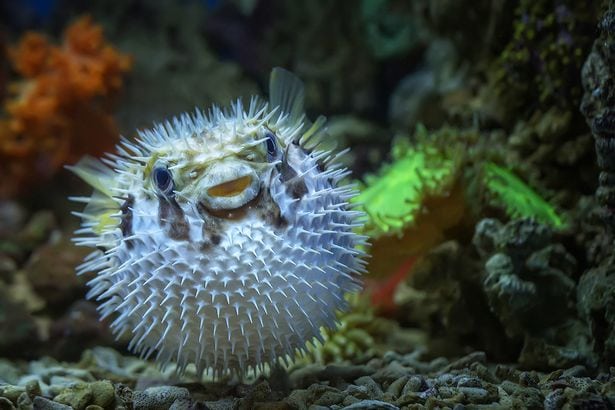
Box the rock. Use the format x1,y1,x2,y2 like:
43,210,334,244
0,201,26,239
251,401,291,410
53,383,93,410
371,362,410,384
0,360,20,384
24,235,90,312
114,384,133,409
89,381,115,408
0,253,16,282
0,397,15,410
49,302,116,361
384,376,408,399
24,380,41,399
342,395,361,407
457,387,491,403
0,386,25,404
341,399,399,409
290,364,374,390
132,386,191,410
473,218,595,368
0,285,40,357
16,392,32,410
322,365,375,383
353,377,383,401
284,389,310,410
441,352,486,373
203,398,237,410
577,262,615,363
289,365,326,389
401,375,427,394
343,385,369,400
313,391,345,406
32,397,72,410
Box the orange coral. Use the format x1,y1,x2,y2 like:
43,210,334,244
0,16,132,198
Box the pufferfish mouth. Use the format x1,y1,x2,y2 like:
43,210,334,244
207,175,253,198
199,162,260,212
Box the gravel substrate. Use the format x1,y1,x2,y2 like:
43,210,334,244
1,347,614,409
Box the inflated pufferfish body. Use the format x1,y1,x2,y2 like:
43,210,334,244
70,68,368,376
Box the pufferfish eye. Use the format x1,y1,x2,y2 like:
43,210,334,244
152,165,174,196
265,131,278,162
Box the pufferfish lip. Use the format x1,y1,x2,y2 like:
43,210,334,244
199,162,260,211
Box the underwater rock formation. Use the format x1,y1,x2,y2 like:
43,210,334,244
577,262,615,365
395,240,515,360
488,0,598,123
473,218,595,370
577,1,615,369
581,2,615,228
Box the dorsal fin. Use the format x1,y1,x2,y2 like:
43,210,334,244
269,67,305,124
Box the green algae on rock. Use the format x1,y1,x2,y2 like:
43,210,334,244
488,0,599,121
482,163,566,229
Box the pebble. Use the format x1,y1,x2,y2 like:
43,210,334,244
32,397,71,410
340,399,399,409
0,348,612,409
132,386,191,410
53,383,93,410
203,398,237,410
24,380,41,399
0,397,15,410
343,385,369,400
313,391,345,406
384,375,407,398
371,362,410,384
402,375,426,394
353,377,383,400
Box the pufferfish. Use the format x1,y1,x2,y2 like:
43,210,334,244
69,68,368,377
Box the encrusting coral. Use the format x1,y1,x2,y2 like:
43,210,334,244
353,126,465,282
0,16,132,198
354,125,565,284
486,0,598,123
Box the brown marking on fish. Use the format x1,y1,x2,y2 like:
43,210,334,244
264,201,288,229
199,217,223,251
158,196,190,241
211,233,222,245
256,182,288,230
120,195,135,249
280,143,308,199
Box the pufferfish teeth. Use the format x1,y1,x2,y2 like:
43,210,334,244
69,68,368,378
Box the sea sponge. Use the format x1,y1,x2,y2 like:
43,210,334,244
0,16,132,198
